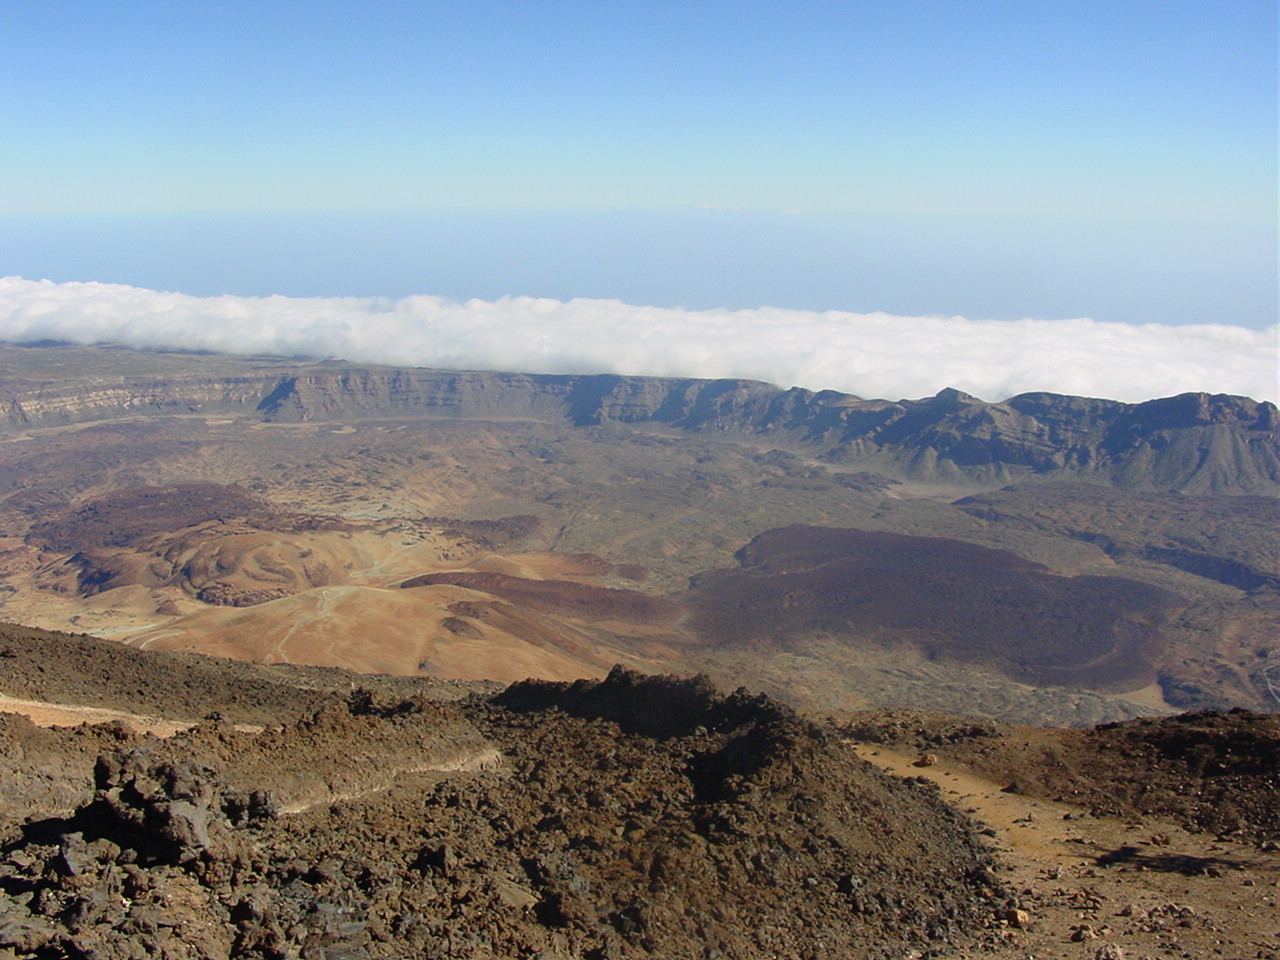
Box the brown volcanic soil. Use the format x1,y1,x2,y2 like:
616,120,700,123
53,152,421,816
850,742,1280,960
0,622,333,725
126,584,625,681
963,711,1280,844
689,525,1179,691
0,621,490,726
834,708,1280,843
0,670,1005,960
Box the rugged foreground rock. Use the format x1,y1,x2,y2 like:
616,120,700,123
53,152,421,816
2,624,1278,960
0,670,1006,960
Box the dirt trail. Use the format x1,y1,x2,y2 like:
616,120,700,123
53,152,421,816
0,694,268,738
853,744,1280,959
0,693,196,737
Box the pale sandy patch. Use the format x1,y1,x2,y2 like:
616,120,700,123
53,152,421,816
1111,681,1176,713
125,583,614,682
0,694,194,737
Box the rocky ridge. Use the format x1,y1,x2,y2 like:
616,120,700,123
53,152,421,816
0,669,1006,960
1,345,1275,494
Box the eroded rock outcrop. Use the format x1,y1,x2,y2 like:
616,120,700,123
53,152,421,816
0,671,1008,960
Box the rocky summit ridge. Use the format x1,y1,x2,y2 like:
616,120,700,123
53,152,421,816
1,346,1275,495
0,664,1004,960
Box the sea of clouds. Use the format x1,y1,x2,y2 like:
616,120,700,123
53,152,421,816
0,276,1275,404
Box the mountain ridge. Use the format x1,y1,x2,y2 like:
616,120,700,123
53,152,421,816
2,346,1275,495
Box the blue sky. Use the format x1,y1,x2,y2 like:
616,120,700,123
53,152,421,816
1,0,1276,329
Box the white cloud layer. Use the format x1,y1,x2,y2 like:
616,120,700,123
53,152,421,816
1,276,1275,404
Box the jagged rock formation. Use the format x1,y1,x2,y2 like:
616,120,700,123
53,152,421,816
1,345,1275,493
0,670,1005,960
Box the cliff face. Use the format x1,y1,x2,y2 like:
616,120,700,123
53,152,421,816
546,375,1278,494
2,351,1276,494
256,369,582,422
3,375,279,427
